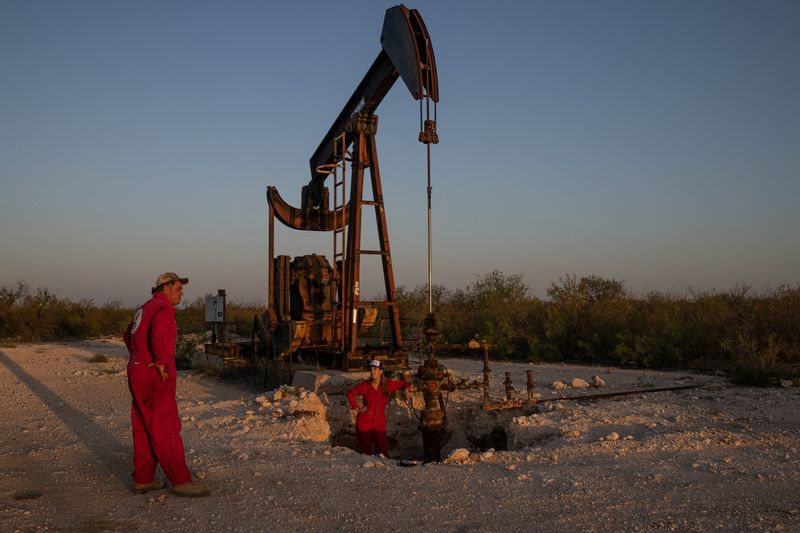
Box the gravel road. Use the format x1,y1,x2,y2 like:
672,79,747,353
1,340,798,532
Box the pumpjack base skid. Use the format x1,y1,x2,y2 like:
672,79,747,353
287,348,409,373
342,350,409,372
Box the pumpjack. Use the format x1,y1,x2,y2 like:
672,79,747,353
255,4,439,371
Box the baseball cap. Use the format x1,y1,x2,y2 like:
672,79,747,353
368,359,384,370
153,272,189,291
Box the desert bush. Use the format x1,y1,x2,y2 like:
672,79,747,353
752,286,800,364
545,274,627,362
89,353,109,363
722,332,783,385
607,295,687,368
440,271,540,358
395,284,448,339
175,298,206,335
1,283,68,340
91,300,133,337
397,272,548,361
0,281,134,341
226,300,265,340
175,334,205,370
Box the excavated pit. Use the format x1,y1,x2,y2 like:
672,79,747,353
284,366,638,461
258,364,717,462
276,368,556,460
326,401,542,460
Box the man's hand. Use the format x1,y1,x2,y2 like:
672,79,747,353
147,362,168,381
358,406,367,413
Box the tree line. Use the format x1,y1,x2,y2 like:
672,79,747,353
2,273,798,384
397,271,799,384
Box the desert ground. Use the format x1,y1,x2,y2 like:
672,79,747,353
1,339,798,532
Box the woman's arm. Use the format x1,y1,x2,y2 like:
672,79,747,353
388,379,413,402
346,383,361,410
347,382,369,412
387,379,411,392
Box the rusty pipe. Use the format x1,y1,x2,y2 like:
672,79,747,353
481,381,713,411
504,372,514,403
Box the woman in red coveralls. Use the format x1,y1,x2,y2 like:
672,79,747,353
346,359,412,457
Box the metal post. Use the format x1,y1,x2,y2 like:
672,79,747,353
482,343,491,408
527,370,534,402
218,289,226,346
268,201,274,312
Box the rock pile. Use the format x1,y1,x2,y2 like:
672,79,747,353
550,375,606,390
253,385,330,442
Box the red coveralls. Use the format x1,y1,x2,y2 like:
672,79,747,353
123,292,192,486
346,378,410,457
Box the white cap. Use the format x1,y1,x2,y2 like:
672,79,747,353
368,359,384,370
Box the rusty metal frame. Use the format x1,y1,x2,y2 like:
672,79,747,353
264,112,405,370
262,5,436,371
341,113,403,368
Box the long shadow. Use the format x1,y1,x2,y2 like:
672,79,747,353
0,350,130,486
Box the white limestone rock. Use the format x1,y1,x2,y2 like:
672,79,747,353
446,448,470,463
571,378,590,389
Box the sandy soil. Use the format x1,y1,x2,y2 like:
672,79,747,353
1,339,798,532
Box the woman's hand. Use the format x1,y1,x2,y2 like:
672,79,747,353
358,406,367,413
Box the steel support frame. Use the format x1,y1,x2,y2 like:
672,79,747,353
341,113,403,369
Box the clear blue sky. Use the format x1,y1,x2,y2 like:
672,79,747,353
1,0,798,306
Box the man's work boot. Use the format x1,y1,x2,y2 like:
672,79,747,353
134,479,165,494
172,482,211,498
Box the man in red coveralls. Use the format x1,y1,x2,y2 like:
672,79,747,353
123,272,210,497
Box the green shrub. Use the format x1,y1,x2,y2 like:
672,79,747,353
0,281,134,341
723,332,783,385
175,334,205,370
89,353,109,363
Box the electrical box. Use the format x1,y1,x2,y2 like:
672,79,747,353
204,293,225,323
